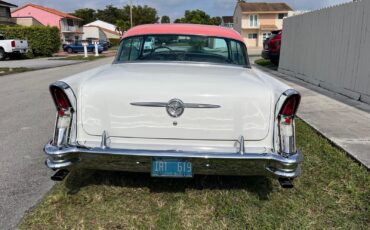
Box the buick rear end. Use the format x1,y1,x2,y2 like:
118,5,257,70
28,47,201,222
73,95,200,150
44,24,302,187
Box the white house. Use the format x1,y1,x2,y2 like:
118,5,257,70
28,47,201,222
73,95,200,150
82,26,107,41
84,20,120,39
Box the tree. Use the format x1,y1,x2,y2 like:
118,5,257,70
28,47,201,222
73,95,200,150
95,5,124,24
161,15,170,23
72,8,96,24
211,16,222,26
116,19,130,35
174,10,221,25
122,5,159,26
73,4,159,27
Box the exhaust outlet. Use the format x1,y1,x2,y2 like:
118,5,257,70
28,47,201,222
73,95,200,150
51,169,69,181
278,178,294,189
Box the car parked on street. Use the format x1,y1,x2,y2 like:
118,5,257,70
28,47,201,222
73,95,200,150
0,35,28,60
85,38,111,50
63,42,104,54
262,30,282,65
45,24,302,188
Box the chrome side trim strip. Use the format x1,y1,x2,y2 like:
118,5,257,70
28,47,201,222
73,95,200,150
130,102,221,109
130,102,168,107
184,103,221,109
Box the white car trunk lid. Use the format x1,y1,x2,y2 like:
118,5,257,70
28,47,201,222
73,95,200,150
80,63,272,141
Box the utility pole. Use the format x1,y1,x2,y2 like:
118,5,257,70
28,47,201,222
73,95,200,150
130,0,133,28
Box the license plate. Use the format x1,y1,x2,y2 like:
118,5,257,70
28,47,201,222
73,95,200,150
151,158,192,178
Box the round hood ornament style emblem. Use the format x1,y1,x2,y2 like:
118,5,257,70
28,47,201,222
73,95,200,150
166,99,185,118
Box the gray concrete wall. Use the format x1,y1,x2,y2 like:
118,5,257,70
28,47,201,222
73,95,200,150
278,0,370,104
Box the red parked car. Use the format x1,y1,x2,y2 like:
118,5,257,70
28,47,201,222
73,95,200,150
262,30,282,65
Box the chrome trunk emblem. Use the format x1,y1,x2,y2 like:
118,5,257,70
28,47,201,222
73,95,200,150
130,99,221,118
166,99,185,118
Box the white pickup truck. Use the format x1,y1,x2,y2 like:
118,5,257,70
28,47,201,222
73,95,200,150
0,35,28,60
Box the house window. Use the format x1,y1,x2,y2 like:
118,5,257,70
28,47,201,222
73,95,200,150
225,23,233,28
0,7,10,18
278,13,288,19
248,33,258,39
67,19,74,27
249,15,258,27
262,32,272,41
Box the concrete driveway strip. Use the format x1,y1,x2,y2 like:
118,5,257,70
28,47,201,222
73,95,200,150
253,63,370,169
0,57,114,230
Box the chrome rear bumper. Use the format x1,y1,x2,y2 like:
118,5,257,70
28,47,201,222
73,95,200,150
44,142,303,178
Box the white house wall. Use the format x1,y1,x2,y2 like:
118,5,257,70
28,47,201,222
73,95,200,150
82,26,107,41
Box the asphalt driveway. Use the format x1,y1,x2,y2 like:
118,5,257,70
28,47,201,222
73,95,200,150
0,57,114,229
0,57,85,69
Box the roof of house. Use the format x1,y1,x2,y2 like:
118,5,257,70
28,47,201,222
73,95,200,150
239,2,293,12
12,3,81,20
123,24,244,43
0,0,17,8
85,20,117,31
222,16,234,24
84,25,121,36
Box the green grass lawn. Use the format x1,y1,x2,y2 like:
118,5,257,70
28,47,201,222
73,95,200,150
254,59,278,70
0,67,34,76
20,119,369,229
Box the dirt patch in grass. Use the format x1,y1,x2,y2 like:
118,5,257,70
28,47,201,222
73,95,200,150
20,120,370,229
0,67,34,76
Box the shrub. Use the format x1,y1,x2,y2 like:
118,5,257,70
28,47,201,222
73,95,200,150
0,25,61,57
109,38,121,47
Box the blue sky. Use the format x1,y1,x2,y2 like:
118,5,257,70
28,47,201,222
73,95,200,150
11,0,352,21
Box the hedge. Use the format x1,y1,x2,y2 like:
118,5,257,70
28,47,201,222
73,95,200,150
109,38,121,47
0,25,61,57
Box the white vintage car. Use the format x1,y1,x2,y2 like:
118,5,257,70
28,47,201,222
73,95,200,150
45,24,302,188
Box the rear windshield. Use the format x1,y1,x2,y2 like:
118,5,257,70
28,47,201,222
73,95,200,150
115,34,250,68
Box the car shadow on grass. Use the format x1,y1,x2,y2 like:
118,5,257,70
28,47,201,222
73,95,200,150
64,169,273,200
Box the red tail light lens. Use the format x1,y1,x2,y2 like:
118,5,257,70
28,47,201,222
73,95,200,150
279,94,300,116
50,87,71,109
11,40,15,48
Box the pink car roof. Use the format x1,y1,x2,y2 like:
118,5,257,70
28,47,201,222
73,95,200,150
122,24,244,43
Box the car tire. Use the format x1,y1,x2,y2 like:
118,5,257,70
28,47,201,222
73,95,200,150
271,57,280,66
0,48,6,61
10,52,22,59
67,48,73,54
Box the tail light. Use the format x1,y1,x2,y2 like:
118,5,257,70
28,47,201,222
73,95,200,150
278,92,301,156
50,85,73,147
11,40,15,48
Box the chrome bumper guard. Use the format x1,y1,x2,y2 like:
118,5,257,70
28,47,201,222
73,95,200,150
44,142,303,178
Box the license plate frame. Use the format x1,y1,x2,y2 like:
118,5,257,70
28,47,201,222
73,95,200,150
151,158,193,178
